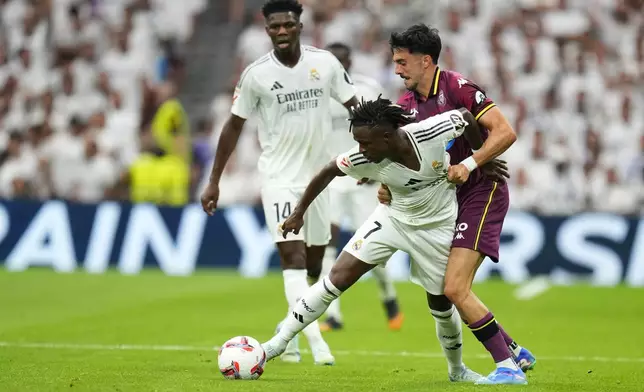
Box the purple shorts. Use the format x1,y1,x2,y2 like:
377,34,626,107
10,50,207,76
452,181,509,263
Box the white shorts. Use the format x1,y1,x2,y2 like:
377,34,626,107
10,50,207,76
343,205,455,295
329,183,379,232
261,186,331,246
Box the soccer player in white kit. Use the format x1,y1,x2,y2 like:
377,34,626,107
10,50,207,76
200,0,359,365
262,98,484,382
321,42,404,332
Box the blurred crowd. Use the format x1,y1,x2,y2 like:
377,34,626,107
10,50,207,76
209,0,644,215
1,0,643,216
0,0,204,204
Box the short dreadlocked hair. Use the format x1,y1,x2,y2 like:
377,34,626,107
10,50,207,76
349,95,416,133
262,0,303,18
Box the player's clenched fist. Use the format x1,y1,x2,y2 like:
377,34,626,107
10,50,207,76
447,164,470,185
280,211,305,238
377,184,392,205
200,182,220,216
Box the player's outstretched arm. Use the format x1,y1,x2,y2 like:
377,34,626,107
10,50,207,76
459,107,510,183
200,114,246,215
470,106,516,168
281,160,346,237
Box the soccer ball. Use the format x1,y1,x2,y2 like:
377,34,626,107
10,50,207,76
217,336,266,380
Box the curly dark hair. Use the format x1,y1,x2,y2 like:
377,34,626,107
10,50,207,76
349,96,415,133
389,24,442,64
261,0,303,18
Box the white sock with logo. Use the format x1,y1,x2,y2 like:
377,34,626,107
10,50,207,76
283,269,326,346
431,306,465,375
274,276,342,346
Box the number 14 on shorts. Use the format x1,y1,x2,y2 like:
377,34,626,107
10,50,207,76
274,202,292,222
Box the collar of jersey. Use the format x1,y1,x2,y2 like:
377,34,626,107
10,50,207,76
415,67,441,101
270,47,304,69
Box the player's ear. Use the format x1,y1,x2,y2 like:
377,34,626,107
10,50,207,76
382,128,393,143
423,55,432,68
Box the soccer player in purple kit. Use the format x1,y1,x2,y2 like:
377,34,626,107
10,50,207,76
380,24,537,385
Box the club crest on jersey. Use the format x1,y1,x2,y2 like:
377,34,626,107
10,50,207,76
352,239,363,251
432,160,444,171
309,68,321,81
475,90,486,105
437,91,446,106
450,113,466,128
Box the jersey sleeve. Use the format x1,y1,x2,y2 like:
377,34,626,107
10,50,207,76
401,109,467,145
447,76,496,122
230,66,258,120
329,56,357,105
335,146,371,179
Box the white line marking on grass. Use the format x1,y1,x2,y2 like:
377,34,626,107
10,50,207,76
1,341,643,363
514,277,552,301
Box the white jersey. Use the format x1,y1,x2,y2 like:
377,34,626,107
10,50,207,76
328,73,383,192
231,45,356,188
329,73,383,154
336,109,468,226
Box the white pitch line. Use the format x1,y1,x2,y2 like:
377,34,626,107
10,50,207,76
1,341,643,363
514,277,552,301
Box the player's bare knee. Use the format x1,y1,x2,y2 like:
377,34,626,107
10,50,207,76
426,293,453,312
443,282,469,306
277,241,307,270
305,245,326,280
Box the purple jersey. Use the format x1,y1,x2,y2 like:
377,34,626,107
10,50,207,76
397,67,498,196
397,67,508,262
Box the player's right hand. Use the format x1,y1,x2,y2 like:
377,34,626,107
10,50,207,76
200,182,220,216
280,212,304,238
377,184,392,205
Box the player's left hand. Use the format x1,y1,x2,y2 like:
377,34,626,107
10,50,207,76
280,211,305,239
481,158,510,183
447,164,470,185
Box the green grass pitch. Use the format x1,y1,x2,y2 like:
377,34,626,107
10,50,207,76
1,269,643,391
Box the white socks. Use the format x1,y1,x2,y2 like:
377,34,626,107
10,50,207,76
431,306,465,375
321,245,342,321
371,265,397,301
275,276,342,345
282,269,326,346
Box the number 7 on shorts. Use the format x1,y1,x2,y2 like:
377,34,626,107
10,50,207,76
364,221,382,239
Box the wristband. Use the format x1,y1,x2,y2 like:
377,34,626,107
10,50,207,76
461,156,478,172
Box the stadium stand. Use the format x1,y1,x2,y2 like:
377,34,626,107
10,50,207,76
209,0,644,214
0,0,642,215
0,0,205,204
